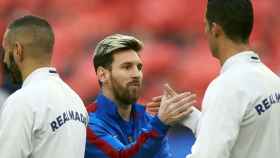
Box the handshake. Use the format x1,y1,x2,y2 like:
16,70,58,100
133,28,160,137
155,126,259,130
146,84,197,125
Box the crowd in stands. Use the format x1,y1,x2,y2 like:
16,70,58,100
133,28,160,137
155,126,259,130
0,0,279,107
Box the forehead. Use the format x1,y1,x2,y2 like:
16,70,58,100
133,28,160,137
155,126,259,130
112,49,142,65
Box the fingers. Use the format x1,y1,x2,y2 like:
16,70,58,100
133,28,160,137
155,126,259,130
164,83,177,96
158,92,197,125
146,97,161,115
146,101,160,108
157,84,198,125
172,94,196,110
173,107,194,121
147,106,160,112
167,92,191,104
161,88,168,102
146,103,160,108
152,96,162,102
145,96,161,109
146,107,160,115
168,93,196,117
172,96,196,115
160,92,191,113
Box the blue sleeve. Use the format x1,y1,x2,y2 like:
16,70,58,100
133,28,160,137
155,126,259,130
153,137,172,158
85,116,170,158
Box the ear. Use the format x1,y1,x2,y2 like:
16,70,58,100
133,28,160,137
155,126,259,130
210,22,223,38
13,42,24,62
97,67,109,84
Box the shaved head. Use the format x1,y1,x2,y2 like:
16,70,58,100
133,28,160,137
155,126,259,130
5,15,54,57
2,15,55,85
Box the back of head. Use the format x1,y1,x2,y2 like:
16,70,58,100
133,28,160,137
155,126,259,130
6,15,54,57
206,0,254,43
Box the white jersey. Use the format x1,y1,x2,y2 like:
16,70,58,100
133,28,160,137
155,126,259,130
0,89,8,108
185,51,280,158
0,67,88,158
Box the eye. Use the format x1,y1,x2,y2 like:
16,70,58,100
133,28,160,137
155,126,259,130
122,64,132,70
137,64,143,71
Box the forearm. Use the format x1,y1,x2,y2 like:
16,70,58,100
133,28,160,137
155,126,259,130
180,107,201,135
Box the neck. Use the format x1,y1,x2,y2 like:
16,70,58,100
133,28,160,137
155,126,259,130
217,40,250,65
102,87,132,121
21,57,51,80
117,105,132,121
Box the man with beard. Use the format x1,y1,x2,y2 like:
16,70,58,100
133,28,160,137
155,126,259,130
0,15,88,158
85,34,196,158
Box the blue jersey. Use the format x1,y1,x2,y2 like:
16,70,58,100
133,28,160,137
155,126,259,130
85,93,172,158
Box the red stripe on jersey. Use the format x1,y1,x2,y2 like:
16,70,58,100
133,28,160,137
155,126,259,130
86,127,159,158
86,102,97,113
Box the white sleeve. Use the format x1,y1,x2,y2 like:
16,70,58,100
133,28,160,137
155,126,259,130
186,87,248,158
180,107,201,134
0,95,33,158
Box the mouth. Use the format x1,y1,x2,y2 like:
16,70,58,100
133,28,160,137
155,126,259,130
128,81,141,87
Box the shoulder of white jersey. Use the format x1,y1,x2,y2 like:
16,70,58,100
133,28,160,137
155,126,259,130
1,88,32,113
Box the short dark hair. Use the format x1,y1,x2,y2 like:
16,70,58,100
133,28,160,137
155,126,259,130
93,34,143,72
7,15,54,54
206,0,254,43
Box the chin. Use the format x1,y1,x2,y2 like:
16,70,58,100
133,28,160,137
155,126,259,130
129,93,140,103
130,94,139,102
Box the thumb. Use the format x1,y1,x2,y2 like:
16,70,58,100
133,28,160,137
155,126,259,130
161,87,169,105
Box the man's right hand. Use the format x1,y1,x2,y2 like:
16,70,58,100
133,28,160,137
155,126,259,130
158,85,196,125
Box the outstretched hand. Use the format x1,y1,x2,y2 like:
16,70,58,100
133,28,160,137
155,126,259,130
146,96,162,116
157,84,196,125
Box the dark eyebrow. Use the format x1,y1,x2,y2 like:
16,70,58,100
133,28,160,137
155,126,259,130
120,60,142,66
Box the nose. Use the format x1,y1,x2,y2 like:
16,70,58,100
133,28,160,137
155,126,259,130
131,65,142,79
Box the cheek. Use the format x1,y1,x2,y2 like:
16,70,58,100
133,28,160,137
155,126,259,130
208,36,214,46
3,53,9,65
207,34,214,46
110,71,127,86
139,73,143,81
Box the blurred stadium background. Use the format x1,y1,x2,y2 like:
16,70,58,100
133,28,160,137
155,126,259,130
0,0,279,157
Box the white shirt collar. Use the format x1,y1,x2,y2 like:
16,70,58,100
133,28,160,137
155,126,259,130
22,67,58,88
221,51,260,74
